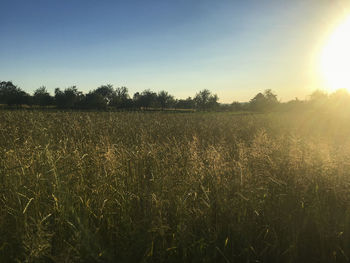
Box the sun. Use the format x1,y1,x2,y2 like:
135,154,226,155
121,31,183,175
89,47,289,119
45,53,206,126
320,15,350,92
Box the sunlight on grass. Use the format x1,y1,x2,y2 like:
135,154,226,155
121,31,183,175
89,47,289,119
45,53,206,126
2,111,350,262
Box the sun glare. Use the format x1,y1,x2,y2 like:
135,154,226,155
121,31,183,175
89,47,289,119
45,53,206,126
321,15,350,92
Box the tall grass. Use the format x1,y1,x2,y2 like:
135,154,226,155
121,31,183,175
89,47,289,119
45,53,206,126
1,110,350,262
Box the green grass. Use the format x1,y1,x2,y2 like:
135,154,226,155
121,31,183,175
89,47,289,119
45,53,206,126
1,110,350,262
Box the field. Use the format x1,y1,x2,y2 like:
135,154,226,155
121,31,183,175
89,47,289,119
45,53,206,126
1,110,350,262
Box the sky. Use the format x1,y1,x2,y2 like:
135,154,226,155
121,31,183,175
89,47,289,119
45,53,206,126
1,0,349,102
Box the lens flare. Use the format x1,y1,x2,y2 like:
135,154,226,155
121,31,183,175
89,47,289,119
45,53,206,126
321,15,350,92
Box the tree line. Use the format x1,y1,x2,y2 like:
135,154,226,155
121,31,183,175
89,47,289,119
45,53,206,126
1,80,348,112
0,81,221,110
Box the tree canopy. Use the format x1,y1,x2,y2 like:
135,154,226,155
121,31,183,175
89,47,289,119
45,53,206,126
194,89,219,110
4,80,350,113
249,89,278,111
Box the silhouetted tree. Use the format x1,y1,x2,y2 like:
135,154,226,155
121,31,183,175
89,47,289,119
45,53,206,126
132,92,141,109
55,86,83,109
230,101,242,111
308,89,350,113
330,89,350,108
133,89,157,109
250,92,265,111
194,89,219,110
0,81,30,106
264,89,278,103
111,86,133,108
281,97,306,112
250,89,278,111
33,86,54,106
81,84,116,109
83,91,107,109
176,97,195,109
0,81,15,104
157,90,175,110
309,90,328,102
94,84,116,105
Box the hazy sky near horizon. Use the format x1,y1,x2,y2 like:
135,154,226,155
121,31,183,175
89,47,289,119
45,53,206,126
1,0,349,102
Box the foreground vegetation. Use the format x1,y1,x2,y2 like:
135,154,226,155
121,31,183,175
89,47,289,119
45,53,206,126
1,110,350,262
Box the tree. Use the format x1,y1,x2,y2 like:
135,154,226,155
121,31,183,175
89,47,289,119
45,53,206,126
157,90,175,110
207,93,219,109
94,84,116,105
194,89,219,110
329,89,350,107
83,84,116,109
230,101,242,111
250,92,266,111
0,81,30,106
176,97,195,109
305,90,329,111
309,90,328,102
0,81,15,104
111,86,132,109
133,89,157,109
249,89,279,111
55,86,83,109
83,91,107,109
133,92,141,109
33,86,54,106
264,89,278,103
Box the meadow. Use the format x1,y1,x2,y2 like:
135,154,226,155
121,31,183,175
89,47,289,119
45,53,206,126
1,110,350,262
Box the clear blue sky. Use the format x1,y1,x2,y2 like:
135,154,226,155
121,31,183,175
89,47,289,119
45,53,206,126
1,0,348,102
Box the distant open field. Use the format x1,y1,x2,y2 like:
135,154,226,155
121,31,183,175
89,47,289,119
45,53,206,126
1,110,350,262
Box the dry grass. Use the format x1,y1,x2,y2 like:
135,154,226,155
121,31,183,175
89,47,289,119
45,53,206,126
1,110,350,262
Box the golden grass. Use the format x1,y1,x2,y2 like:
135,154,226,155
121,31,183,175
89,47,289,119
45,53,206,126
1,110,350,262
